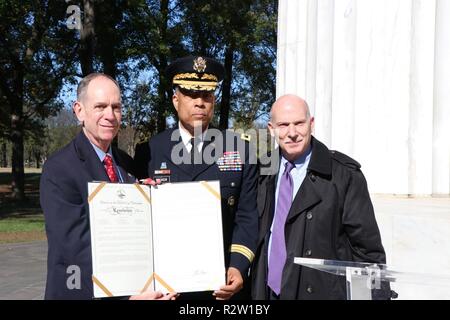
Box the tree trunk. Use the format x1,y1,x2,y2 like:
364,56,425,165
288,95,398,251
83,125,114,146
219,47,234,130
156,55,169,134
35,151,40,169
1,142,7,167
96,1,120,79
80,0,95,76
11,108,25,200
156,0,169,133
102,50,116,79
156,65,168,133
10,64,25,200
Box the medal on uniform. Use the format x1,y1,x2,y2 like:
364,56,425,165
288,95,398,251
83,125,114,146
216,151,243,171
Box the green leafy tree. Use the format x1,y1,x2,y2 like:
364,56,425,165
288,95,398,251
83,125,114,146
0,1,77,199
44,108,80,160
124,0,187,135
181,0,277,129
232,0,277,127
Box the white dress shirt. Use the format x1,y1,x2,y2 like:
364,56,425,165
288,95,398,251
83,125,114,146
178,121,208,153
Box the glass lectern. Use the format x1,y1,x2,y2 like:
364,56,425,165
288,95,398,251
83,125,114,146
294,257,450,300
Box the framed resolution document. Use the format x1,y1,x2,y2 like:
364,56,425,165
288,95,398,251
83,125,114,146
87,180,225,298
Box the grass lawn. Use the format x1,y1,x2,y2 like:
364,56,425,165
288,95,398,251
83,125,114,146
0,168,46,244
0,214,46,244
0,214,45,232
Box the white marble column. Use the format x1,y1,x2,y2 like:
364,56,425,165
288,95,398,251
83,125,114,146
408,0,435,195
277,0,450,196
330,0,356,156
433,0,450,196
314,0,334,146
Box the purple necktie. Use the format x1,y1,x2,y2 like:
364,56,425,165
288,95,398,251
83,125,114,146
268,161,295,295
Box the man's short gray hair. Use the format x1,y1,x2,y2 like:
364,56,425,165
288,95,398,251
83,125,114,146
76,73,121,102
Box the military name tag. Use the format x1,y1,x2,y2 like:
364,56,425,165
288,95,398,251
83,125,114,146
216,151,243,171
154,175,170,183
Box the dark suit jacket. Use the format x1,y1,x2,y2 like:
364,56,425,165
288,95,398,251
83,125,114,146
251,136,387,300
40,131,136,300
133,127,258,277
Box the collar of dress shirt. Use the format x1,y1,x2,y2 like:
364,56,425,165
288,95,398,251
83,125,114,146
90,142,113,163
90,142,125,182
280,144,313,171
178,121,208,150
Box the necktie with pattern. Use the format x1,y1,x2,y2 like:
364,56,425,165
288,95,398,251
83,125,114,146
267,161,296,295
103,154,118,182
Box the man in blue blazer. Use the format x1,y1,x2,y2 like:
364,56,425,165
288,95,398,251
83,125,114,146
40,73,176,300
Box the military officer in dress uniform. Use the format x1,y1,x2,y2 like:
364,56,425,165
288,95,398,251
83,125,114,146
133,56,258,300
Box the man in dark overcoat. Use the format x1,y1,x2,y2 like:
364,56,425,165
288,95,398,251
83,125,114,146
251,94,389,300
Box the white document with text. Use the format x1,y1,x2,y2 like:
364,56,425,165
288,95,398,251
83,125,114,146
88,180,225,298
